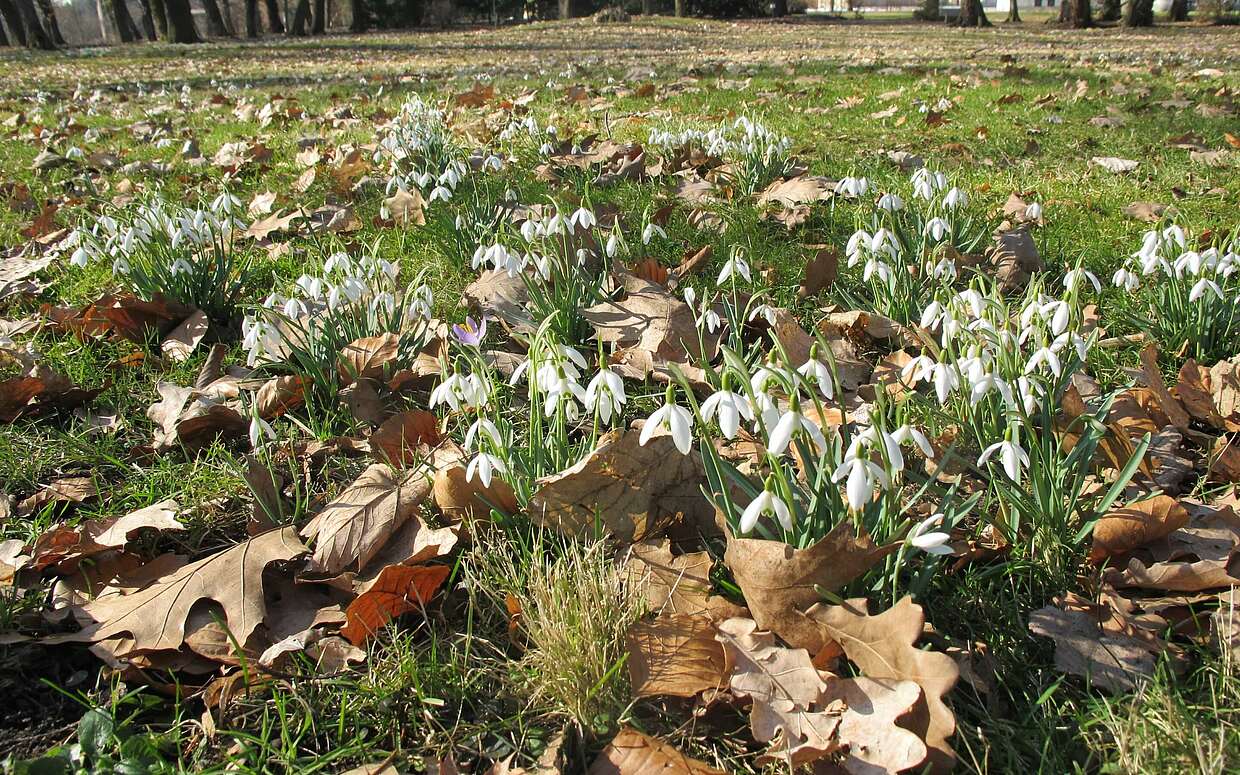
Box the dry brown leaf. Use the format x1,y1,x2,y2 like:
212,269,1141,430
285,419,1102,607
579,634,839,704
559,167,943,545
17,475,97,517
1028,593,1158,692
797,247,838,299
581,273,716,366
1138,343,1189,429
756,175,834,208
244,210,302,241
724,521,896,653
821,676,929,775
588,727,725,774
341,563,451,645
160,309,209,363
627,613,727,698
463,269,533,332
385,188,426,227
529,428,720,543
31,500,183,572
255,375,306,419
1123,202,1170,222
371,410,442,468
338,333,400,386
77,527,306,656
807,596,958,772
301,463,434,575
1090,495,1190,564
433,463,520,522
625,539,745,620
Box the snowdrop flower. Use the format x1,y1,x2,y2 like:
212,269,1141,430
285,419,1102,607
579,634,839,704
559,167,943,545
1112,267,1139,292
749,304,778,327
877,193,905,212
766,403,827,456
832,456,888,511
1063,268,1101,294
942,187,967,209
907,513,953,556
70,246,90,268
969,372,1012,407
919,301,944,330
464,418,503,452
642,223,666,244
569,207,595,230
700,307,722,333
978,436,1030,482
466,452,507,488
429,185,452,202
542,372,587,419
585,367,627,425
846,230,870,266
717,254,751,286
1025,202,1043,221
834,176,868,198
430,372,472,411
891,425,934,459
1025,346,1062,378
796,351,835,400
700,388,753,439
605,233,620,258
639,390,695,455
1190,278,1224,302
739,487,794,534
924,217,948,241
248,416,275,449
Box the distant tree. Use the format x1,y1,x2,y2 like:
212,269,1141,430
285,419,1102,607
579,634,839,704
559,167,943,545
203,0,231,33
0,0,28,43
1123,0,1153,24
312,0,325,30
557,0,568,16
289,0,309,30
957,0,990,25
1097,0,1119,20
164,0,200,40
107,0,141,38
135,0,157,37
1168,0,1187,19
349,0,367,27
674,0,682,15
1005,0,1020,21
34,0,64,43
1060,0,1090,25
0,14,8,43
263,0,284,29
13,0,53,46
772,0,787,16
147,0,167,35
245,0,258,33
915,0,940,21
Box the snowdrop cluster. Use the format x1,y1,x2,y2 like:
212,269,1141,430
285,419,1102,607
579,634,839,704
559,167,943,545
498,115,563,158
1111,225,1240,361
67,194,250,321
647,116,793,193
375,95,501,206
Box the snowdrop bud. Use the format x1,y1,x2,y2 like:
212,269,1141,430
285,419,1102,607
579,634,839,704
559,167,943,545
1025,202,1042,221
942,187,967,209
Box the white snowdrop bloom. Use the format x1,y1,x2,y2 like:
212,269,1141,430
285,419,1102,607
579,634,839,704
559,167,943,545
248,416,276,449
569,207,595,230
846,230,871,266
863,259,893,285
766,407,827,456
919,301,944,330
1025,202,1043,221
908,514,953,556
466,452,507,488
739,489,794,534
605,233,620,257
924,217,948,241
700,307,722,333
1025,346,1062,378
891,425,934,459
932,257,958,281
585,367,627,425
464,418,503,452
717,255,752,286
639,399,694,455
978,437,1029,482
542,374,587,419
796,359,835,400
942,187,968,209
429,185,452,202
1189,278,1224,302
832,457,889,512
700,389,754,439
1063,268,1101,294
749,304,778,327
877,193,905,212
70,245,90,268
1112,267,1139,291
642,223,666,244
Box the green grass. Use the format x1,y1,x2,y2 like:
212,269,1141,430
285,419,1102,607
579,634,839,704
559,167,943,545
1,16,1239,774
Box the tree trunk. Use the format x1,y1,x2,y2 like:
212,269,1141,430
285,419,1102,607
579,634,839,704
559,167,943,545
108,0,139,38
202,0,229,33
1005,0,1021,20
1168,0,1187,19
917,0,939,20
348,0,365,29
263,0,283,29
674,0,683,15
557,0,569,17
164,0,200,40
0,0,28,44
34,0,63,43
641,0,649,13
1123,0,1153,24
957,0,990,25
15,0,53,46
135,0,157,37
1097,0,1120,20
772,0,787,15
148,0,167,35
289,0,308,32
244,0,257,34
1064,0,1090,25
312,0,324,30
0,12,9,42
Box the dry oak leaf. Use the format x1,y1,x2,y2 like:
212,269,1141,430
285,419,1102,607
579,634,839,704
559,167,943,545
1175,356,1240,432
588,727,725,775
1028,593,1157,692
1090,156,1139,173
1123,202,1170,222
371,410,442,468
1137,343,1190,429
384,188,427,227
255,375,306,420
338,332,400,385
160,309,209,364
31,500,183,572
582,273,717,366
17,474,97,517
724,521,896,654
244,210,302,241
528,428,720,543
463,268,534,332
433,462,520,522
821,676,929,775
0,356,103,423
300,463,434,575
627,612,727,699
756,175,834,208
626,539,746,620
341,563,451,645
806,596,958,773
716,617,840,765
77,527,306,656
1211,436,1240,483
1090,495,1190,564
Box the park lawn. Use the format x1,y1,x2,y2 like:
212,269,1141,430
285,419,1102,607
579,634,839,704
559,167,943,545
1,16,1239,775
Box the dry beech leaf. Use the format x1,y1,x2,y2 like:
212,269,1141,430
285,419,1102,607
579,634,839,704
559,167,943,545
588,727,725,775
341,563,451,645
798,247,838,298
464,269,533,332
1090,495,1190,564
807,596,958,772
254,375,306,419
301,463,434,575
1137,343,1189,429
724,521,896,653
529,428,720,543
371,410,442,468
1090,156,1139,173
1028,593,1158,692
581,273,717,367
77,527,306,656
1107,500,1240,593
1176,356,1240,432
756,175,834,208
433,462,519,522
626,612,727,698
1123,202,1169,222
17,475,97,516
338,333,400,386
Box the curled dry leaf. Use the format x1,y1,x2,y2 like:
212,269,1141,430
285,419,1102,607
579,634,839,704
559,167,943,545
588,727,725,775
1175,356,1240,432
464,268,534,332
625,539,746,620
798,247,839,298
582,273,717,367
821,676,928,775
31,500,183,572
17,475,97,517
341,563,452,645
147,382,247,453
0,353,103,423
255,375,306,419
339,332,401,386
1107,501,1240,593
301,463,435,575
724,521,896,653
529,428,720,543
370,410,442,468
1028,593,1158,692
1090,495,1190,564
1137,343,1189,429
627,612,727,699
384,187,427,226
77,527,306,657
160,309,209,363
807,596,958,772
433,463,520,522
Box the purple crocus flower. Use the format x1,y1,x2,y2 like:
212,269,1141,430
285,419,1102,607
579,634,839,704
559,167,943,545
452,316,487,346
